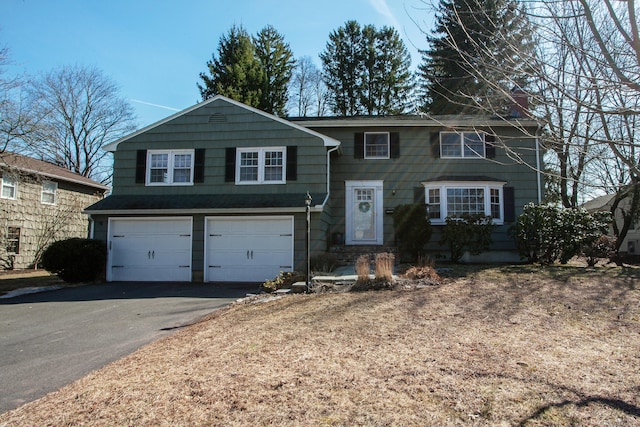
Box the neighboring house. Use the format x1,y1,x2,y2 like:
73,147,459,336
583,193,640,254
0,152,109,270
85,95,543,283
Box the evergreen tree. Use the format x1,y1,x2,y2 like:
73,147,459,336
368,26,414,115
321,21,414,116
320,21,363,116
198,25,264,107
253,25,295,116
418,0,534,115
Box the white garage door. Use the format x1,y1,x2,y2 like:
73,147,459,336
205,216,294,282
108,218,192,282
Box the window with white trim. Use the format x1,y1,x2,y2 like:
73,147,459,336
440,131,486,158
7,227,20,254
1,174,17,199
147,150,194,185
41,181,57,205
365,132,390,159
237,147,286,184
423,181,505,224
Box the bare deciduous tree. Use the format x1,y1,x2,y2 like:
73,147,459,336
415,0,640,253
0,47,39,154
288,56,328,117
26,65,137,183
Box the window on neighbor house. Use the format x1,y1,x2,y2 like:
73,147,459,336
41,181,57,205
147,150,194,185
7,227,20,254
1,174,17,199
424,181,505,224
364,132,390,159
440,131,486,158
237,147,286,184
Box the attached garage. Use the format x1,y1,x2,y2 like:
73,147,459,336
107,217,192,282
205,216,294,282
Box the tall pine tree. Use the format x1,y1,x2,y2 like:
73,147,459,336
321,21,413,116
253,25,296,116
418,0,534,115
198,25,263,107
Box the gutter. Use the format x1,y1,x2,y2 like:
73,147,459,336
319,144,341,208
535,124,543,204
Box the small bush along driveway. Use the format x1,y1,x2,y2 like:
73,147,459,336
1,265,639,426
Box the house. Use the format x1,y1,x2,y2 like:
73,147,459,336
85,95,543,282
0,152,109,270
583,192,640,254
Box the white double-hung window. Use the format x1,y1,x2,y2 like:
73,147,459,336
147,150,194,185
41,181,57,205
423,180,506,224
1,174,17,199
237,147,286,184
440,131,486,158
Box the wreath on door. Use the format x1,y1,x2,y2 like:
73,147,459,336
358,201,371,213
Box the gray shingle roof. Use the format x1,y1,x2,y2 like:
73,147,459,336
85,193,326,212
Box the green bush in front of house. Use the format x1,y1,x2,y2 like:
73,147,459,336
510,203,612,265
440,214,495,262
42,238,107,282
392,203,432,262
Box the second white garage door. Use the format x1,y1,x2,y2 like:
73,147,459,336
205,216,294,282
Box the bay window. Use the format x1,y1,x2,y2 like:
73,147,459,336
423,180,506,224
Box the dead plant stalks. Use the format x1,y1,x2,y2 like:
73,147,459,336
355,255,371,283
375,252,395,282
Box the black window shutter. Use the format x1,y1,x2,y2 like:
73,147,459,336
286,146,297,181
225,147,236,182
503,186,515,222
354,133,364,158
390,132,400,158
414,186,425,204
194,149,205,183
485,133,496,159
430,131,440,158
135,150,147,184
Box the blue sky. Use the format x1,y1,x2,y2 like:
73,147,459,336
1,0,434,129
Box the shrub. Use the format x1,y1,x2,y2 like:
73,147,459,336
440,214,495,262
261,271,305,293
581,235,616,267
392,203,432,262
41,238,106,282
310,252,340,273
510,203,612,264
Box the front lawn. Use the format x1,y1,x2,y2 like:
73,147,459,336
1,264,638,426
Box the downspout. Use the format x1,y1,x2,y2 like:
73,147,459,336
320,144,341,207
535,124,543,204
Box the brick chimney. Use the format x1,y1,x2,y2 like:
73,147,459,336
509,86,529,118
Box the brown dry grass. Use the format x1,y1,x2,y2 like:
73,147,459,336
1,264,639,426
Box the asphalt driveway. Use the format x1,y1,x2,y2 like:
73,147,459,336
0,281,259,413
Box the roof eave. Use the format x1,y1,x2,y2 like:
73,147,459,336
103,95,341,151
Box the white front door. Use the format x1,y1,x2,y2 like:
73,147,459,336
205,216,294,282
345,180,384,245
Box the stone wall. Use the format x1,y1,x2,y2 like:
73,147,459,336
0,177,104,270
